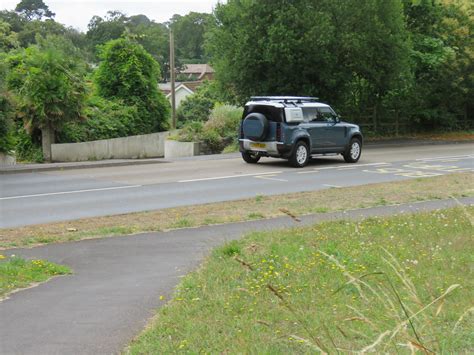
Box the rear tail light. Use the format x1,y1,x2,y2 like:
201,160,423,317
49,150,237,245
276,123,282,142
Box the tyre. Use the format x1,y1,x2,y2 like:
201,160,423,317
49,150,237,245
242,151,261,164
343,137,362,163
289,141,310,168
242,113,269,141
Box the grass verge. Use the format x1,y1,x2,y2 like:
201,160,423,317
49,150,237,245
0,255,71,298
126,206,474,353
0,173,472,249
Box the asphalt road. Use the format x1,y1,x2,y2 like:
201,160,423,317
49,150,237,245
1,197,472,355
1,143,473,228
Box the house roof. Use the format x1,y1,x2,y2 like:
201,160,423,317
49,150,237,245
180,64,214,80
161,81,205,98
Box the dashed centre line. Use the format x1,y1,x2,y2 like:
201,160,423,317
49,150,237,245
0,185,142,201
178,171,283,183
254,175,288,182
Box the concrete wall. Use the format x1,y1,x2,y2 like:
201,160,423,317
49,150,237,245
0,153,16,166
164,140,200,159
51,131,170,162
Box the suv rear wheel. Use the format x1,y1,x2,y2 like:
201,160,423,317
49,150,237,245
343,138,362,163
289,141,309,167
242,151,261,164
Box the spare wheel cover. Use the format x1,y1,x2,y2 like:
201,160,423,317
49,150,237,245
243,113,269,141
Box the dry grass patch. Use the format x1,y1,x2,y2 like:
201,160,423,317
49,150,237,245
0,173,472,249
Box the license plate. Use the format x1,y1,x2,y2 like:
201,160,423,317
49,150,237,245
250,142,266,149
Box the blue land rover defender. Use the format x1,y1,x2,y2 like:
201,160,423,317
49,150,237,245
239,96,363,167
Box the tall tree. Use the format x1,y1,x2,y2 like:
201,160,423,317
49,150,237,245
86,12,170,80
6,36,86,161
95,38,170,132
207,0,410,113
0,20,19,51
15,0,55,21
402,0,473,128
170,12,214,62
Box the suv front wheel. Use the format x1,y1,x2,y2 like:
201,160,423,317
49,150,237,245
343,138,362,163
289,141,310,168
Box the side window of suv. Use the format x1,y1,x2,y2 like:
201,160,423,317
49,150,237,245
302,107,323,122
318,107,338,122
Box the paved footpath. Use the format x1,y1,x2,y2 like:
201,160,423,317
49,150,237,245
0,197,472,355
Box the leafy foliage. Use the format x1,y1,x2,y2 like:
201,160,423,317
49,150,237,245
176,80,226,126
6,35,86,131
0,53,15,153
15,0,55,21
95,37,170,132
13,123,43,162
58,95,140,143
169,12,214,62
207,0,473,131
0,20,19,51
400,0,474,129
177,104,242,153
208,0,410,109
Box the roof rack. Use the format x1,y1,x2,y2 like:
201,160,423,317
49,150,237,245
250,96,319,103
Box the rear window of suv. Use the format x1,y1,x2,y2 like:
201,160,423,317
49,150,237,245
243,104,284,122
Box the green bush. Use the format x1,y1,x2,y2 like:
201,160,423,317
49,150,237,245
95,38,170,133
13,124,43,162
0,53,14,154
177,104,243,154
175,121,204,142
0,93,15,154
176,92,215,126
201,104,242,152
58,96,140,143
176,81,227,126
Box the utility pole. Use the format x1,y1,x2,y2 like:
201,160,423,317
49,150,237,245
169,28,176,129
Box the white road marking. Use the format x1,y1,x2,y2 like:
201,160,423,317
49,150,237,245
254,175,288,182
416,154,474,162
297,170,320,174
178,171,283,183
323,184,342,188
313,162,390,171
0,185,142,201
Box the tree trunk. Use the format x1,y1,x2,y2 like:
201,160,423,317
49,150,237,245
41,122,55,162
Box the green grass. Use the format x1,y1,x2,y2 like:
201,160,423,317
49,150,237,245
2,173,472,249
0,256,71,297
127,207,474,353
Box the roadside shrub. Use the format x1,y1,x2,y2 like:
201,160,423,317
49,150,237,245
13,123,43,162
58,96,140,143
176,81,226,126
176,92,215,126
176,104,243,154
0,54,15,154
174,121,203,142
95,38,170,133
201,104,242,152
0,93,15,154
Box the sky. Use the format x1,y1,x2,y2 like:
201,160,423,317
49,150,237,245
0,0,222,32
